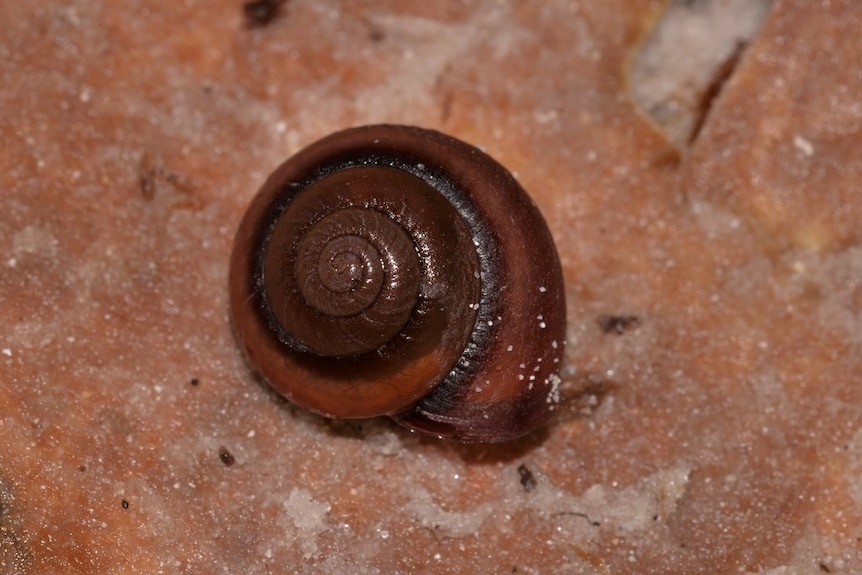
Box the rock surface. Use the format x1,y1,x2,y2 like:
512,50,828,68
1,0,860,573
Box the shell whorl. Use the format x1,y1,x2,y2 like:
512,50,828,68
229,125,566,442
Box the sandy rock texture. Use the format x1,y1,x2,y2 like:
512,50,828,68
1,0,861,573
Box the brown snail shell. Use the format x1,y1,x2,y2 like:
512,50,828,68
229,125,565,442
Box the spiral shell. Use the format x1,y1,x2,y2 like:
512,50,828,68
229,125,565,442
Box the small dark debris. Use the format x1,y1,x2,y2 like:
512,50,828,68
369,28,385,43
819,562,831,573
135,151,197,203
597,314,640,335
78,465,86,472
138,152,158,200
552,510,601,527
517,464,537,492
218,446,236,467
122,499,129,509
243,0,284,28
190,378,199,387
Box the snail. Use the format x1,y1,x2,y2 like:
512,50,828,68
229,125,566,442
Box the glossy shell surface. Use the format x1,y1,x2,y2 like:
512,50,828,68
229,124,566,442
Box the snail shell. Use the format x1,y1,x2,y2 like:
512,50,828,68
229,125,566,442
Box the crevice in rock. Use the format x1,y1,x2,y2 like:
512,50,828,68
629,0,773,149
